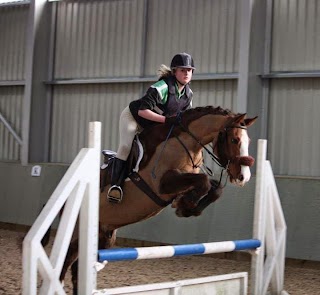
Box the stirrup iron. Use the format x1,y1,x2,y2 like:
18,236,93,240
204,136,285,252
107,185,123,203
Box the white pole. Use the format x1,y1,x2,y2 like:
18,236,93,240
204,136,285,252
251,139,267,295
78,122,101,294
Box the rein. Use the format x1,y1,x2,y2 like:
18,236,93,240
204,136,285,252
178,122,225,168
142,117,248,206
176,121,247,187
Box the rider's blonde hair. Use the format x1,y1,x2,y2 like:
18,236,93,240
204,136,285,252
157,64,172,79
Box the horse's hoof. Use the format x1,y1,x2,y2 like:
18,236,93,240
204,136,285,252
175,208,201,218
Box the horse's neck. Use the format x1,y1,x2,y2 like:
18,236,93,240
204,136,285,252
187,114,227,146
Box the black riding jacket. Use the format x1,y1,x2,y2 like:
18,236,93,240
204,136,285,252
129,75,193,128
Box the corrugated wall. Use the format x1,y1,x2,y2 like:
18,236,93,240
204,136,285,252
0,4,28,161
54,0,239,78
268,0,320,176
272,0,320,71
50,80,237,163
1,0,319,177
51,83,142,162
0,87,23,161
268,79,320,177
0,5,27,80
54,0,144,79
50,0,239,163
144,0,239,75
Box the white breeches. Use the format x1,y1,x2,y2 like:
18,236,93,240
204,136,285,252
116,106,142,161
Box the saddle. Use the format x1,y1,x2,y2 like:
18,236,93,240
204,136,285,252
101,135,142,183
100,136,172,207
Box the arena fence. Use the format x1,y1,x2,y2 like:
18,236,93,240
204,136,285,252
22,122,288,295
23,122,101,295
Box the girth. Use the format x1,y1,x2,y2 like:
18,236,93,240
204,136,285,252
128,172,171,207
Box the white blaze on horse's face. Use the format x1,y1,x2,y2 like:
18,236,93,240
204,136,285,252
237,129,251,186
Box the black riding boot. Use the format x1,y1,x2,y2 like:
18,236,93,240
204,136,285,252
107,157,126,203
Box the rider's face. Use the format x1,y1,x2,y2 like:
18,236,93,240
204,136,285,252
175,67,193,85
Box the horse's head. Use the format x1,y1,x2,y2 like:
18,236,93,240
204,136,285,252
216,113,258,186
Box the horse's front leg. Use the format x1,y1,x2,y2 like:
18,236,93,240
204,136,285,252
159,169,211,208
176,179,223,217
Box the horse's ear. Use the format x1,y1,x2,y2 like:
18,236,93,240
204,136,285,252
233,113,247,124
244,116,258,127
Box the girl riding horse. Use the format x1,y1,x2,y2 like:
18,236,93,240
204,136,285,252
61,106,257,294
108,52,196,202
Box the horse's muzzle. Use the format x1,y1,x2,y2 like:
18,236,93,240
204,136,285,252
232,155,255,167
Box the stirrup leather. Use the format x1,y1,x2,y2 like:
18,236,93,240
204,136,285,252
107,185,123,203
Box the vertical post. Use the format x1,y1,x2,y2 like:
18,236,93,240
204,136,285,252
22,244,38,295
251,139,267,295
22,0,49,165
78,122,101,294
260,0,273,139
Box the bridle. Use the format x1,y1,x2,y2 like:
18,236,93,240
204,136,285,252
176,121,248,187
216,125,248,167
145,116,250,207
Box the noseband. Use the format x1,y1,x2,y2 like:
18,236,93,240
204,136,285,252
176,122,253,186
217,126,254,168
178,123,248,169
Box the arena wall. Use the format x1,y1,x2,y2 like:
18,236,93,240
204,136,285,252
1,0,320,263
1,162,319,262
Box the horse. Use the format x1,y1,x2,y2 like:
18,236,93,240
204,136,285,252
60,106,257,294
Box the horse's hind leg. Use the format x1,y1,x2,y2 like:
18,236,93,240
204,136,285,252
60,238,79,294
99,228,117,249
60,228,116,294
71,260,79,295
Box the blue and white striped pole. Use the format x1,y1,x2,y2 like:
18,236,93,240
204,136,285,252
98,239,261,262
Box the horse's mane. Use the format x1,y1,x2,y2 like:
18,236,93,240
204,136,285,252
179,106,234,126
137,106,235,168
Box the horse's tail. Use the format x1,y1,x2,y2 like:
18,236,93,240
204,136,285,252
157,64,172,80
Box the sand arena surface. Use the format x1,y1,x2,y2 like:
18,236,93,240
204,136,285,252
1,228,320,295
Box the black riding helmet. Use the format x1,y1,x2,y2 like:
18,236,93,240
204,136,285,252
170,52,196,70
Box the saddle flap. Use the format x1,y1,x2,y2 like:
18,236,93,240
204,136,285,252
101,136,143,170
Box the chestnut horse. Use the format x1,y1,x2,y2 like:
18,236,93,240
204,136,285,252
61,106,257,294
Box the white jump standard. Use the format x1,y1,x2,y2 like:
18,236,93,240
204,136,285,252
22,123,288,295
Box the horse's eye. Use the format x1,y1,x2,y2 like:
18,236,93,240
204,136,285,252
231,138,239,144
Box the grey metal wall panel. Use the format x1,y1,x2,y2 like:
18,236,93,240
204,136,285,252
0,5,28,80
191,80,237,109
268,78,320,177
54,0,144,79
50,79,236,164
145,0,239,75
0,86,23,161
50,83,142,163
272,0,320,71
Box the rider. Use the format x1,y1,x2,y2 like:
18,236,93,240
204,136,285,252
107,52,196,203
